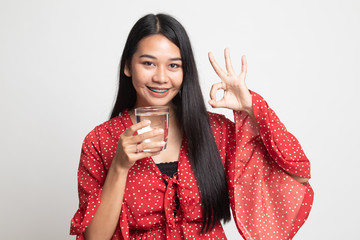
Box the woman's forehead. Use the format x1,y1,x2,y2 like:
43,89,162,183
135,34,181,58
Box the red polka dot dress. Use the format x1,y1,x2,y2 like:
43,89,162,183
70,90,313,239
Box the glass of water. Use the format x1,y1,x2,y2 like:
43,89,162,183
135,106,169,152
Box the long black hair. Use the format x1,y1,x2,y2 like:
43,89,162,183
110,13,230,232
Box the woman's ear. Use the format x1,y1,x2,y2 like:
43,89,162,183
124,61,132,77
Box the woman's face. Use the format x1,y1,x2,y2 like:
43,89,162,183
125,34,183,108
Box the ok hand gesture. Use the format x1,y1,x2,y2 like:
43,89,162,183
208,48,253,115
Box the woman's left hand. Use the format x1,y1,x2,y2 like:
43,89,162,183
208,48,253,115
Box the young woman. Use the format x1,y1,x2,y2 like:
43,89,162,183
70,13,313,240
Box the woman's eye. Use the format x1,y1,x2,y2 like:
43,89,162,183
143,61,154,66
169,63,180,69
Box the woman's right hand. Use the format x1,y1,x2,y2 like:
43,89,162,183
112,120,165,171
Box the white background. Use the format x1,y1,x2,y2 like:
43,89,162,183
1,0,359,239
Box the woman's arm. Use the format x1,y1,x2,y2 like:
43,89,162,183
288,172,309,184
83,168,125,239
83,165,129,240
208,48,310,183
218,94,313,240
207,49,313,239
245,107,309,184
73,120,165,239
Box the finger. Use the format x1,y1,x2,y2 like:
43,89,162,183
224,48,235,75
208,52,227,78
135,141,166,153
124,120,151,137
133,151,161,160
209,82,225,101
239,55,247,79
208,98,227,109
132,128,164,144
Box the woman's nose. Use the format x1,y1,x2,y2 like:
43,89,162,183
153,66,168,83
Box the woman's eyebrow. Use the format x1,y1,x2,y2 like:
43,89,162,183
170,57,182,61
139,54,182,61
139,54,156,59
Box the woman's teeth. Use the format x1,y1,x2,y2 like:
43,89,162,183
148,87,169,93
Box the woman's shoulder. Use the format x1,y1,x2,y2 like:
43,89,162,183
207,111,234,128
84,110,131,141
99,111,130,130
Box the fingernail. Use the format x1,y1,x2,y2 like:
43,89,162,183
145,120,151,124
156,128,164,133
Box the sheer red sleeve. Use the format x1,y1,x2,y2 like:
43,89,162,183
224,90,313,239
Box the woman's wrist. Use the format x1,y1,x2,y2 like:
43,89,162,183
110,158,130,176
239,102,253,116
245,107,255,118
243,106,259,129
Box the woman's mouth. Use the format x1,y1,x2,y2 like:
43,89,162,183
147,87,169,93
146,86,171,98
